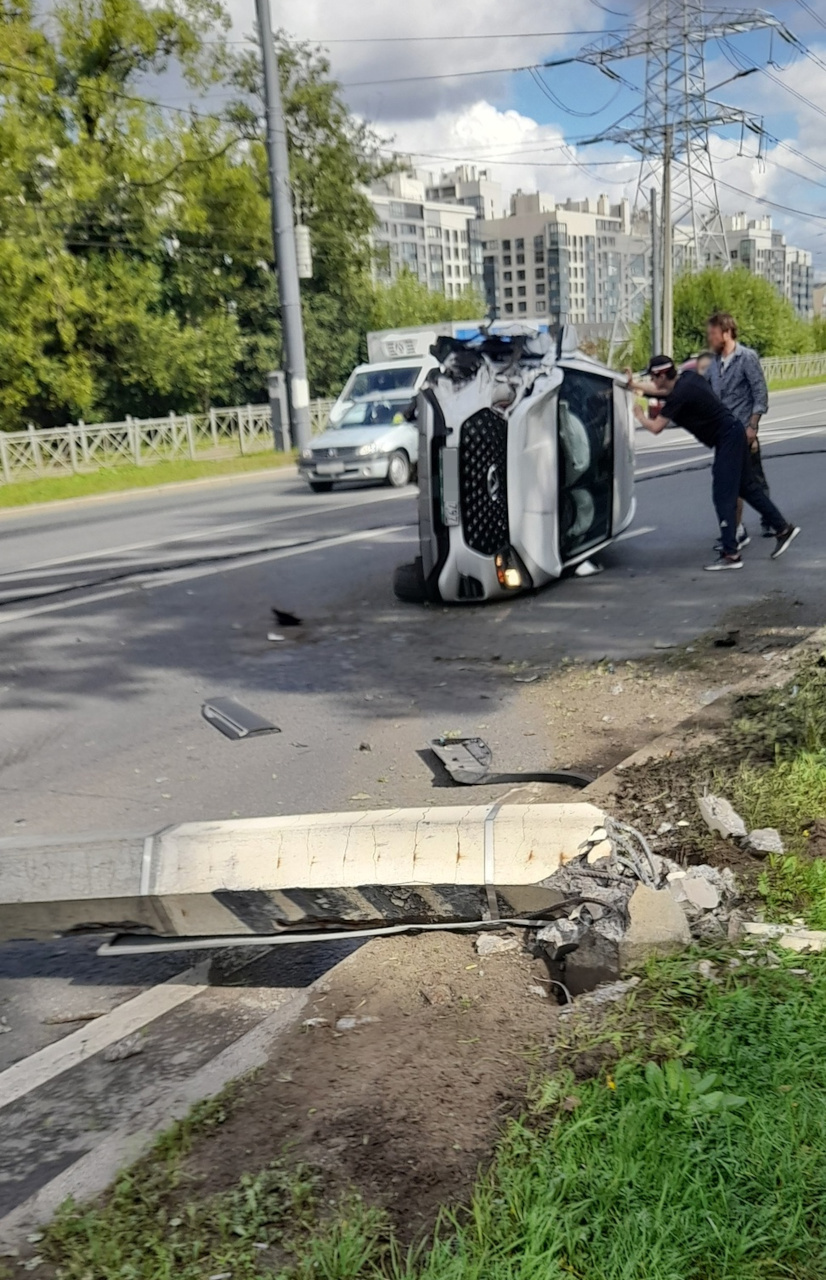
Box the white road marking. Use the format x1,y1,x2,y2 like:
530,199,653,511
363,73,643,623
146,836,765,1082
0,524,414,624
0,966,207,1110
7,488,413,576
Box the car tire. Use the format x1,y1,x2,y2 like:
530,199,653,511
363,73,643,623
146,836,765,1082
309,481,334,494
386,451,411,488
393,557,428,604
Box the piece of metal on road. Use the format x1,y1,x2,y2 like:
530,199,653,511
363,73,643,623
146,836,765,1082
201,697,280,741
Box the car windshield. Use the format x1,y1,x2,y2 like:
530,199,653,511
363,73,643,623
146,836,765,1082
338,399,412,428
348,366,419,398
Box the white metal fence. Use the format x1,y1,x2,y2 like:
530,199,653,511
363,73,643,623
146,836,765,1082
761,353,826,382
0,399,337,487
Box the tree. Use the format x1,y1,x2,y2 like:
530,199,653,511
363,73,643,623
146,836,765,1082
626,267,813,369
369,270,484,332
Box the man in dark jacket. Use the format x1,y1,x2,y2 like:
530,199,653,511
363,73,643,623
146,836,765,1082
630,356,799,571
705,311,771,544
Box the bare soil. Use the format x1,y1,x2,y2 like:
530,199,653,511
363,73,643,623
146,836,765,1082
182,933,558,1243
527,605,813,788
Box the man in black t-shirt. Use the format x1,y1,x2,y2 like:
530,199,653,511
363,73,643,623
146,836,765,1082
629,355,799,571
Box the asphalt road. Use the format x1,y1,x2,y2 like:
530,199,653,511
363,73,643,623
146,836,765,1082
1,383,825,838
0,383,824,1066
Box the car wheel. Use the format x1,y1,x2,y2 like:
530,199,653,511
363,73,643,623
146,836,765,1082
386,451,411,488
393,557,428,604
309,481,334,494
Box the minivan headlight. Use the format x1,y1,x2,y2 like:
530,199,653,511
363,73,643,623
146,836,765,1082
356,442,380,456
495,549,525,591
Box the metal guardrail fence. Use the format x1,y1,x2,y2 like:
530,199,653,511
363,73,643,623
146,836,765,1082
761,353,826,381
0,399,337,486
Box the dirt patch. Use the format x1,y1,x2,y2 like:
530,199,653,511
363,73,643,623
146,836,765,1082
180,933,557,1244
806,819,826,860
528,609,813,785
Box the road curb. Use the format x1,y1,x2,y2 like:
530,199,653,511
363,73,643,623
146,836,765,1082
0,943,372,1247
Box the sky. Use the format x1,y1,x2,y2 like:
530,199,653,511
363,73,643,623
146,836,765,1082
217,0,826,276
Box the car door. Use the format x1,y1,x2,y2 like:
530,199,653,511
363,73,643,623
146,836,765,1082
557,367,614,562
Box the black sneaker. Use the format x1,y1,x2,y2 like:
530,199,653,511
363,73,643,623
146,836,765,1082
771,526,800,559
704,554,744,572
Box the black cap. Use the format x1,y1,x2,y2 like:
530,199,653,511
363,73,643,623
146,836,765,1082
646,354,676,375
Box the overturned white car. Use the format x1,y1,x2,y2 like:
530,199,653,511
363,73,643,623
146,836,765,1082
393,326,636,604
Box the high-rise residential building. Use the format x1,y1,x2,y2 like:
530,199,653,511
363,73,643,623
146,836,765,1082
368,171,480,299
425,165,505,222
478,192,649,336
724,213,813,317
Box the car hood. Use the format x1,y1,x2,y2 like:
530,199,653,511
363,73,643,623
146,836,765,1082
311,426,396,451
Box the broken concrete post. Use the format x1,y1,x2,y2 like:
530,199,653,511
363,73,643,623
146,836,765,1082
0,804,607,943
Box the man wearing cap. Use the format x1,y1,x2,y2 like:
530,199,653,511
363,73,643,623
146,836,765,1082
629,356,799,571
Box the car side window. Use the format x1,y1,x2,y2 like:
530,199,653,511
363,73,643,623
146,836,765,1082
557,370,614,561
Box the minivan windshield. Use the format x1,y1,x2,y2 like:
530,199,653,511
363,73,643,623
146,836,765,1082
347,365,420,399
338,398,413,429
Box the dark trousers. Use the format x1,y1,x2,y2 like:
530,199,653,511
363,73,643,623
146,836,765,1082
713,426,787,555
747,441,772,529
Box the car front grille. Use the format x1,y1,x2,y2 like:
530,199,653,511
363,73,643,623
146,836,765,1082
311,445,360,461
458,409,509,555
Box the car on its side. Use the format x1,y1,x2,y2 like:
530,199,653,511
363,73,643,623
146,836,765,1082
393,326,636,604
299,392,418,493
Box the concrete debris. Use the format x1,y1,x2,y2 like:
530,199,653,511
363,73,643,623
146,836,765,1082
103,1035,144,1063
536,918,585,958
698,793,747,840
748,828,785,856
527,984,549,999
697,959,720,981
335,1015,380,1031
302,1017,328,1028
559,976,640,1014
620,885,691,967
681,876,721,911
475,933,520,956
586,840,613,864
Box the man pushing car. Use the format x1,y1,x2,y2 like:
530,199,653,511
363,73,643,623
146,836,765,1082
628,355,799,572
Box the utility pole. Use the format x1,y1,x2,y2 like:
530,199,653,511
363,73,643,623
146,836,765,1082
662,126,674,358
255,0,311,451
650,187,661,357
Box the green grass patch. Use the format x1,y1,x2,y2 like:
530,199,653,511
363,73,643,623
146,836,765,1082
27,952,826,1280
767,374,826,392
0,451,296,508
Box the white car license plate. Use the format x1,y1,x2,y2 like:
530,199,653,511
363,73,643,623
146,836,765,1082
316,461,345,476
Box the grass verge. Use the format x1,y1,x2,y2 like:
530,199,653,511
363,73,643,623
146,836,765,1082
767,374,826,392
0,451,296,508
23,949,826,1280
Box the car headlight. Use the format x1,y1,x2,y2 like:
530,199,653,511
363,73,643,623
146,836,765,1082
495,549,527,591
300,448,313,461
356,442,380,457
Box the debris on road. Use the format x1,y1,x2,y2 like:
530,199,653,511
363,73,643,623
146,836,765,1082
266,631,286,643
698,793,748,840
201,697,280,741
272,608,302,628
335,1015,380,1031
41,1011,106,1026
103,1034,145,1062
428,735,594,789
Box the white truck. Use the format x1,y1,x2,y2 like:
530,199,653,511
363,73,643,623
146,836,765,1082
326,320,552,429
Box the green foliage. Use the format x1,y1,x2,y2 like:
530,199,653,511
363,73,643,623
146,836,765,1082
627,266,814,367
38,954,826,1280
369,269,484,331
759,853,826,930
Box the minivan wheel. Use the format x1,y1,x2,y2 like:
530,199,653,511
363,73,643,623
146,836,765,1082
393,557,428,604
309,481,334,494
386,451,411,488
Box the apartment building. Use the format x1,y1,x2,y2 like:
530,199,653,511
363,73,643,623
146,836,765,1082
724,213,814,317
368,171,480,298
479,192,649,334
425,164,505,222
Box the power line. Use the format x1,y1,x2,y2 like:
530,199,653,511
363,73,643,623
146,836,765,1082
789,0,826,32
342,62,538,88
322,28,628,43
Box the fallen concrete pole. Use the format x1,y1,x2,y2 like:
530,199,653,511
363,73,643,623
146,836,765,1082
0,804,607,943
